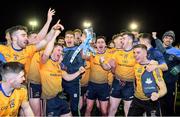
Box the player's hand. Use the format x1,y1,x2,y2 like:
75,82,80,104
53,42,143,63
52,20,64,31
54,30,61,37
145,60,158,72
108,59,116,68
99,56,105,64
79,66,85,74
151,92,159,101
145,64,157,72
47,8,55,21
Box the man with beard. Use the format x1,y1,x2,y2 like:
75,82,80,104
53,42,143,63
0,20,63,78
153,31,180,115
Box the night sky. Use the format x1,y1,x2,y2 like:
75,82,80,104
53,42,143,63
0,0,179,44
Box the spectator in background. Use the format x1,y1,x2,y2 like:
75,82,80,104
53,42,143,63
74,28,82,45
138,33,168,71
153,31,180,116
153,31,180,57
57,36,65,47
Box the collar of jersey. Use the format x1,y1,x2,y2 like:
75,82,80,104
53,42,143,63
11,43,23,51
0,83,14,97
124,47,133,52
63,46,77,52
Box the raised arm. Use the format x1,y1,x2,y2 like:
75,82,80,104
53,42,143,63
35,20,64,51
41,30,61,64
37,8,55,40
29,8,55,44
152,32,166,54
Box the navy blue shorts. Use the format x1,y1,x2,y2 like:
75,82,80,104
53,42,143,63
28,82,42,98
86,82,110,101
46,95,70,116
111,78,134,101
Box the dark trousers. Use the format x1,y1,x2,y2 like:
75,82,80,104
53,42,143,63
62,79,81,116
160,82,177,116
128,97,161,116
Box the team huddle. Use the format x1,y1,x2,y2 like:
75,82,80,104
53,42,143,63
0,8,180,117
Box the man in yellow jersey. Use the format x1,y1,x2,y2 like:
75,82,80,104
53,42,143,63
105,33,124,90
0,19,63,75
100,32,136,116
27,27,63,116
105,33,123,63
85,36,111,116
0,20,63,116
26,8,58,116
35,29,85,116
105,34,123,85
128,44,167,116
0,62,34,116
27,51,42,115
112,33,123,50
40,44,84,116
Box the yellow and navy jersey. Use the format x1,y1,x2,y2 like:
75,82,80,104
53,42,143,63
89,50,111,84
80,60,90,86
0,84,28,116
27,51,42,83
40,58,63,99
134,63,164,100
113,49,136,81
0,45,37,76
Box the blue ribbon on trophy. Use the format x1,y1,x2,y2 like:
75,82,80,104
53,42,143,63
0,53,6,63
70,27,96,63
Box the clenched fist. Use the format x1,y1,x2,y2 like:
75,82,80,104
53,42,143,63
79,66,85,74
151,92,159,101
